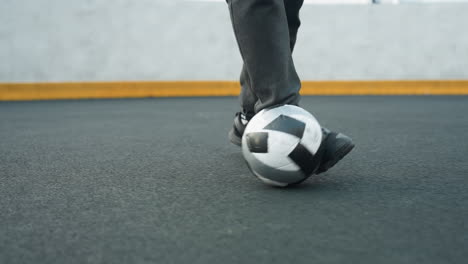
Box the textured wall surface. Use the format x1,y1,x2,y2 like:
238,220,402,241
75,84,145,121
1,0,467,81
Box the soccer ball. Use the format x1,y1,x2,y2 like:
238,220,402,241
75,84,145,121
242,105,323,187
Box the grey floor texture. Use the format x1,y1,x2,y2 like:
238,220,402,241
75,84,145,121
1,96,467,264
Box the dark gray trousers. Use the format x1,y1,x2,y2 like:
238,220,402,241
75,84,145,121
227,0,304,118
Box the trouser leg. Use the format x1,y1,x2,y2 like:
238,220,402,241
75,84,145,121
239,64,257,119
285,0,305,52
227,0,302,114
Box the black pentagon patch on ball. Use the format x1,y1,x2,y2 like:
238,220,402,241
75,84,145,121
245,132,269,153
288,143,319,176
263,115,305,139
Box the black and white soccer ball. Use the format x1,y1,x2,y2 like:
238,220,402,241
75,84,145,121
242,105,323,187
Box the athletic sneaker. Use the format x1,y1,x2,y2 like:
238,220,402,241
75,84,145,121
228,112,354,174
315,127,355,174
228,112,249,147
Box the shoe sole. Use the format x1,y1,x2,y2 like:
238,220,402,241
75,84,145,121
228,129,242,147
317,141,355,174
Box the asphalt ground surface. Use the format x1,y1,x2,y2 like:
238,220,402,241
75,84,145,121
1,96,467,264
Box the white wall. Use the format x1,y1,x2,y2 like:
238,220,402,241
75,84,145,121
1,0,467,82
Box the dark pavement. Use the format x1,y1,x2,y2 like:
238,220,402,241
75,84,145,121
1,96,467,264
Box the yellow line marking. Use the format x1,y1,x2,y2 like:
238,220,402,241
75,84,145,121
300,80,468,95
1,80,468,101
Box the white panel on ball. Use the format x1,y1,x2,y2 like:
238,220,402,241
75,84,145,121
287,110,322,155
252,131,300,170
241,105,323,187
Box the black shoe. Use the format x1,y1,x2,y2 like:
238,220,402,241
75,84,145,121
315,128,355,174
228,112,250,146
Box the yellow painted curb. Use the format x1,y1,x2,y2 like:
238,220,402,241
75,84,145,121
1,80,468,101
301,80,468,95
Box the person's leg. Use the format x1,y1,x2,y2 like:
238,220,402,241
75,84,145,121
238,64,257,120
227,0,301,113
238,0,304,118
228,0,354,174
285,0,305,52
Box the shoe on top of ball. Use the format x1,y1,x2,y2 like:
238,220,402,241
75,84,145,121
228,110,354,175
